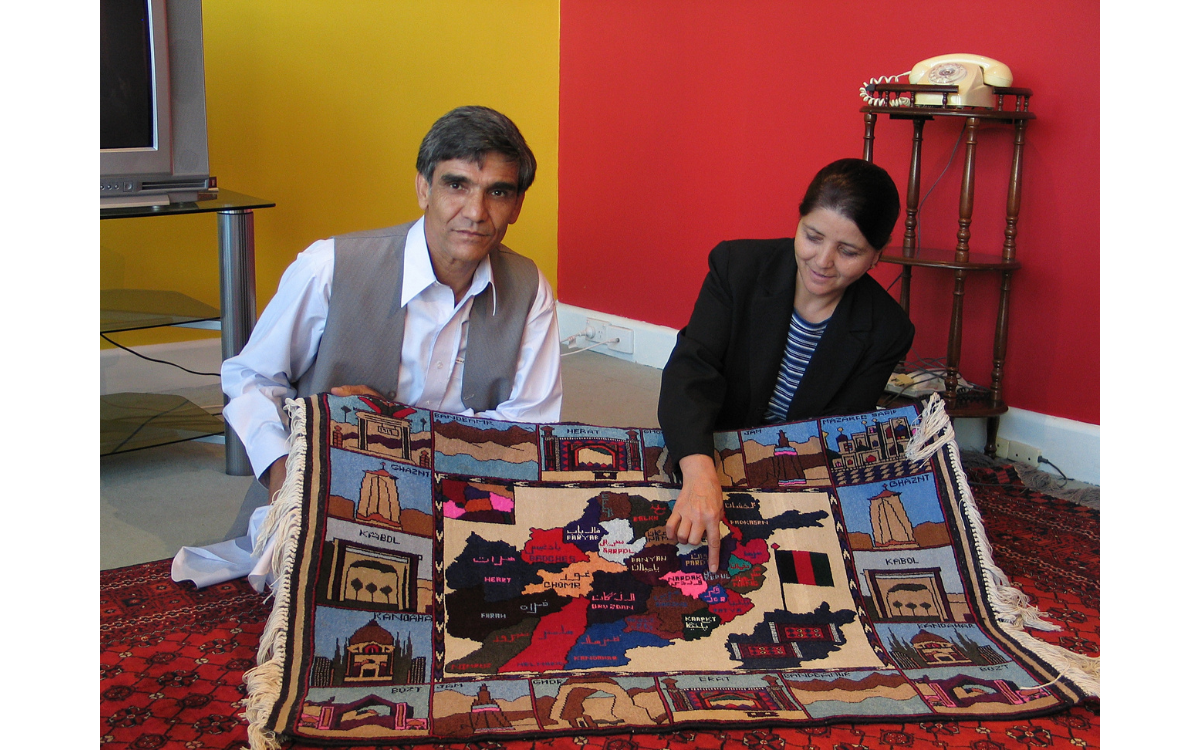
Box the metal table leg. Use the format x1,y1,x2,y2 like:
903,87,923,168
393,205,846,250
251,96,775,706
217,208,258,476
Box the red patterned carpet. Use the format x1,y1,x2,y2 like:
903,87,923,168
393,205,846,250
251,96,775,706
100,464,1099,749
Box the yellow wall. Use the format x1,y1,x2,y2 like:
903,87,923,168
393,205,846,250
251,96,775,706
101,0,561,347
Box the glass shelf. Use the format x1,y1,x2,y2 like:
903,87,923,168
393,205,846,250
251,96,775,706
101,289,220,333
101,393,224,456
100,188,275,220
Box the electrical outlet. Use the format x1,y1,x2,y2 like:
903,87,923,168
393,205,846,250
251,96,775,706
585,318,608,343
583,317,635,354
994,438,1041,464
1007,440,1041,465
605,324,634,354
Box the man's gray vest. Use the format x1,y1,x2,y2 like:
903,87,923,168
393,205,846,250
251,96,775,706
294,220,540,410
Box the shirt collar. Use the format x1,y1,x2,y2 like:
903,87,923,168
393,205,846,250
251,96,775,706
401,216,497,313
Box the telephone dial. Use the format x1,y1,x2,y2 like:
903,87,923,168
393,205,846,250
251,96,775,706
861,54,1013,109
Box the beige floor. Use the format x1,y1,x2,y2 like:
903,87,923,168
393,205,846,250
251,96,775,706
99,348,662,570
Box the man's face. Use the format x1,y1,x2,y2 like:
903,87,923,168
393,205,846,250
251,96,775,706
416,153,525,282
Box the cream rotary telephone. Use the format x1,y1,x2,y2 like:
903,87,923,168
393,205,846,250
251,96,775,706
861,54,1013,109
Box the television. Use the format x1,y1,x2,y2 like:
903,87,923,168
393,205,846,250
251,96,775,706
100,0,215,207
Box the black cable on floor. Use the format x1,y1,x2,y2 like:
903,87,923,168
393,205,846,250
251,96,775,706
101,333,221,377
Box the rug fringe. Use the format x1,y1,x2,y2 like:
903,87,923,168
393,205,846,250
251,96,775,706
241,398,308,750
994,621,1101,696
903,393,955,463
912,395,1101,698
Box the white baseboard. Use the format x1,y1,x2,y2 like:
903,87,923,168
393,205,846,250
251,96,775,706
947,409,1100,486
556,302,679,369
556,302,1100,485
100,338,223,395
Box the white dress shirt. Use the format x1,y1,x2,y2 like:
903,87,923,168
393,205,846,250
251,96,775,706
221,217,562,478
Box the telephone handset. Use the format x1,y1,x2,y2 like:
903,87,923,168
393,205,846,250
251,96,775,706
860,54,1013,109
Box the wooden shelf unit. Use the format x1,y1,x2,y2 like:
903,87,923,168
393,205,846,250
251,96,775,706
861,84,1034,453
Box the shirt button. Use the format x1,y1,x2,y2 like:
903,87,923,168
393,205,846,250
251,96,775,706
436,361,444,370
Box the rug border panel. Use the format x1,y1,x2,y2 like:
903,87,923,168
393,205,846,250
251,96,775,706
930,449,1090,703
266,702,1087,748
267,395,329,735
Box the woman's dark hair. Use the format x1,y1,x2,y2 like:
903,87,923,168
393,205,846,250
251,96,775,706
799,158,900,251
416,106,537,193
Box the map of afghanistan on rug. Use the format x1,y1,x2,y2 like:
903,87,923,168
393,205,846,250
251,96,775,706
244,394,1098,749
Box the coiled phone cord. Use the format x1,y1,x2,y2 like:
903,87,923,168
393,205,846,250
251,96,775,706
859,72,912,107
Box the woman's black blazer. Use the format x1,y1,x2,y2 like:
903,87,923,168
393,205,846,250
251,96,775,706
657,238,915,461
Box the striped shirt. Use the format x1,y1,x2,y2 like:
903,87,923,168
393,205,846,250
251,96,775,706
764,310,828,424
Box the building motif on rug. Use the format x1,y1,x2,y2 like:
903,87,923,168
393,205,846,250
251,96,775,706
540,426,643,479
323,540,422,612
660,675,800,715
864,568,959,622
869,488,919,549
468,684,511,730
299,694,428,732
309,618,427,687
912,674,1050,709
827,416,923,484
886,629,1006,670
738,430,830,487
332,410,432,468
350,465,435,541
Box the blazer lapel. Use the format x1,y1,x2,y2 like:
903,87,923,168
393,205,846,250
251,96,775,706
746,252,799,423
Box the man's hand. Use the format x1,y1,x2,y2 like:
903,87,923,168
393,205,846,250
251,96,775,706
258,384,383,504
330,385,386,398
262,455,287,504
664,453,725,573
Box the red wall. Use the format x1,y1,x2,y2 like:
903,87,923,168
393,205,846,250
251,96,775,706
558,0,1099,425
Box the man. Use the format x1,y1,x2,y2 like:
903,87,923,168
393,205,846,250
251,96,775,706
222,106,562,503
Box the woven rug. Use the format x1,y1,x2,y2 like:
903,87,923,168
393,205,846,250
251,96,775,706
100,466,1100,749
233,393,1097,748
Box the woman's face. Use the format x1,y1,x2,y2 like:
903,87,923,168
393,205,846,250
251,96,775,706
793,207,882,302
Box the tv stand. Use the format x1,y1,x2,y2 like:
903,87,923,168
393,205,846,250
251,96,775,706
101,189,275,475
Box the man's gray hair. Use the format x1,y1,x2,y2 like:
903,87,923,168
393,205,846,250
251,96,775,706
416,106,537,193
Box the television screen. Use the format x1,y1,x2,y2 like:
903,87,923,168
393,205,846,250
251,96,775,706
101,0,156,151
100,0,213,205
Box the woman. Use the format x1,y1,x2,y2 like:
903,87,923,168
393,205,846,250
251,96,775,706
658,158,914,572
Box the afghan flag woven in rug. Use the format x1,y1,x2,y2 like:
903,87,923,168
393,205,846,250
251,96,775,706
243,394,1098,749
